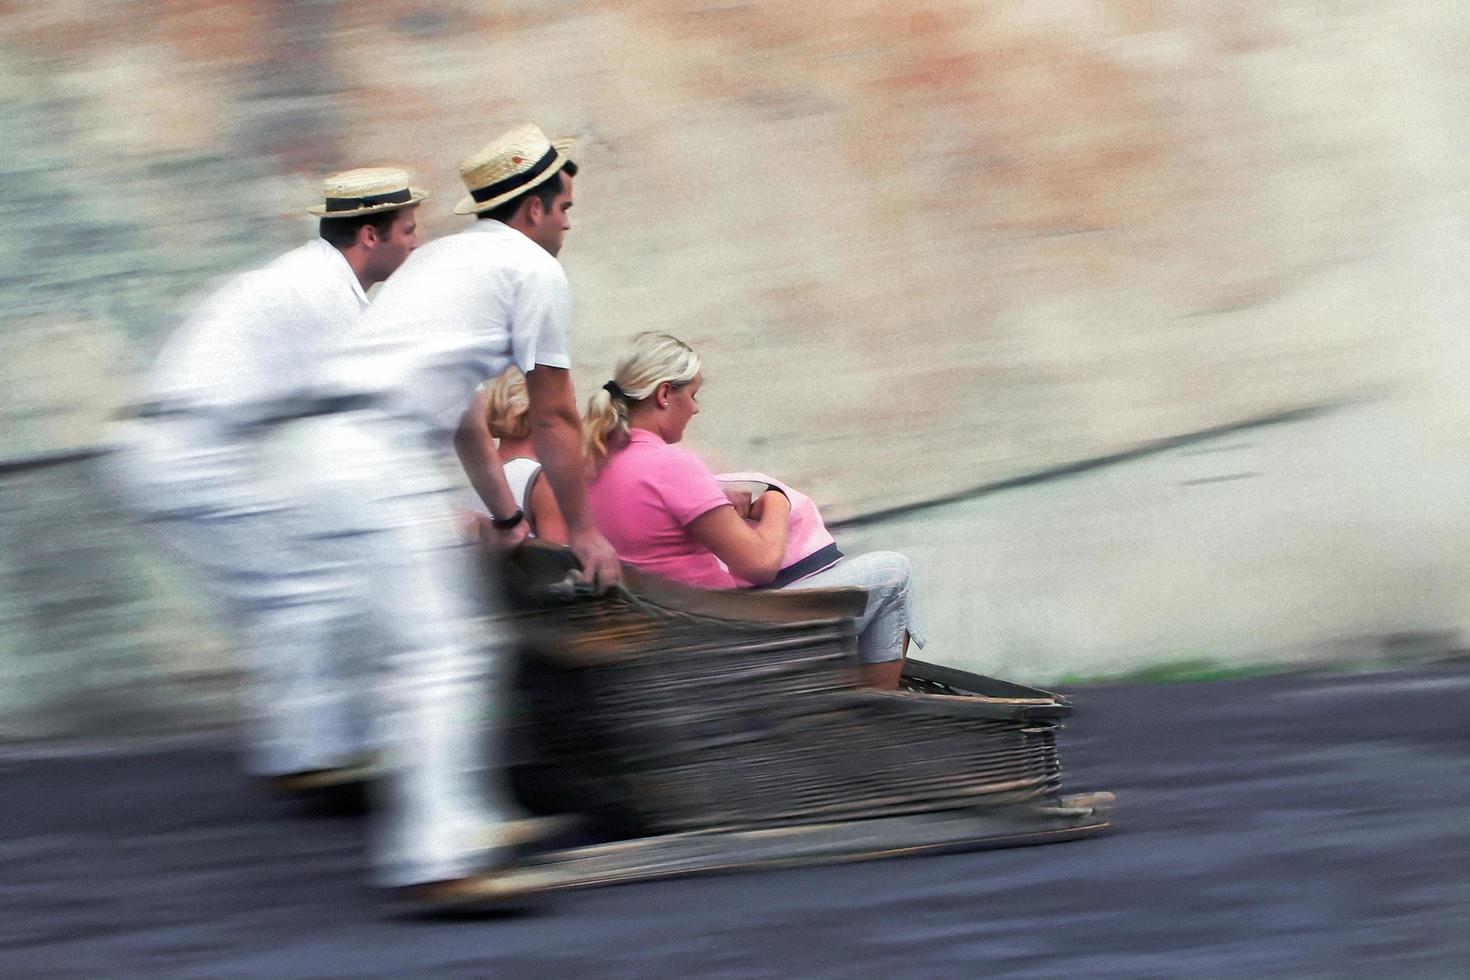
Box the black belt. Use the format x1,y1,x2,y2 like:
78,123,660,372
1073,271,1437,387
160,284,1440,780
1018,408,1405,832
769,543,845,589
121,394,381,426
125,401,196,420
256,393,382,424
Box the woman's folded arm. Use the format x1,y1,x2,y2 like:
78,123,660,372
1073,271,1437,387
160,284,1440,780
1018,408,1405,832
688,491,791,586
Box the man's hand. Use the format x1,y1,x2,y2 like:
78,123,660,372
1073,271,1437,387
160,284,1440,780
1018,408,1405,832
465,512,530,553
524,364,622,591
462,511,492,543
488,519,531,553
568,526,621,592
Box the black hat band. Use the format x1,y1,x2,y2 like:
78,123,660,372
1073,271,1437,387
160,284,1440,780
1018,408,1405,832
470,145,561,204
322,187,413,213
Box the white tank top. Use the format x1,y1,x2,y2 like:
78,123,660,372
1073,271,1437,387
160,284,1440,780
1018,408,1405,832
501,456,542,513
466,456,542,529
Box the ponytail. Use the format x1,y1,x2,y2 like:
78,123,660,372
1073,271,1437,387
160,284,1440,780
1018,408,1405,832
584,386,631,463
583,332,701,467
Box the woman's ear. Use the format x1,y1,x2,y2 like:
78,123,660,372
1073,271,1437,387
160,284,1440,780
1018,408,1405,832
656,381,672,409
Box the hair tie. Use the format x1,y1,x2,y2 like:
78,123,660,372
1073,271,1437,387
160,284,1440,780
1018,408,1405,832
602,380,626,401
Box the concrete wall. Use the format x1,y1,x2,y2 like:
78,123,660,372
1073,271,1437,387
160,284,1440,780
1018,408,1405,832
3,1,1469,736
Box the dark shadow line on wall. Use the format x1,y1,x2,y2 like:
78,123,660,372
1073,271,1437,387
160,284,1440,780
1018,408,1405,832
826,402,1343,532
0,447,111,479
3,403,1345,513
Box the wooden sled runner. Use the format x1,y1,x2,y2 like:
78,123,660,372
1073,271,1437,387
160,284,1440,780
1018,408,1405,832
494,543,1113,891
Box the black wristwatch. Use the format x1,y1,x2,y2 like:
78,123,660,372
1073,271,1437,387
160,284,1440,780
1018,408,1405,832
491,508,525,530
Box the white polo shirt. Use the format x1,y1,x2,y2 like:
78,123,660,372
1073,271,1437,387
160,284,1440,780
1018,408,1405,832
317,219,572,439
144,239,368,424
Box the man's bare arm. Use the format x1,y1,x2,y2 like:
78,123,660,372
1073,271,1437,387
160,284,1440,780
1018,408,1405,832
453,389,527,547
526,472,568,545
524,365,621,588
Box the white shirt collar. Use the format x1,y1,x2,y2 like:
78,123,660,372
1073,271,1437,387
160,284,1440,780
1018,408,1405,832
308,237,370,307
467,218,532,246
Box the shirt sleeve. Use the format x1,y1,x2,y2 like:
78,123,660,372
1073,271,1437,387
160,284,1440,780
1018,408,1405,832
509,255,573,372
655,447,735,526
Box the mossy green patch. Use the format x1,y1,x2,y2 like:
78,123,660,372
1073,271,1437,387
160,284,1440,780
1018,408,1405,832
1056,657,1299,686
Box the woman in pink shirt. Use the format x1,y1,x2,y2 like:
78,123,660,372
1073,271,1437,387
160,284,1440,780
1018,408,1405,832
584,332,926,688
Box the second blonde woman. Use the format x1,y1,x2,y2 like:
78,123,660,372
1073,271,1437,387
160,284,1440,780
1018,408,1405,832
464,367,568,544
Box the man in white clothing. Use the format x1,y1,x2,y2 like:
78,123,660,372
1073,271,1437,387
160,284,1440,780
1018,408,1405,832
283,124,619,913
111,169,424,791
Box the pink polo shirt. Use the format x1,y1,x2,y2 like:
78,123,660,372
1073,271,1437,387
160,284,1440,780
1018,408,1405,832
587,429,742,589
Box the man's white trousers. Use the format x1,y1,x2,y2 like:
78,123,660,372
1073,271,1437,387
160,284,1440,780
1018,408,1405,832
276,410,515,886
109,414,371,777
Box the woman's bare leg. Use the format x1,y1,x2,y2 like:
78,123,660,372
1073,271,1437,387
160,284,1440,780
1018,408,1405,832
860,633,911,689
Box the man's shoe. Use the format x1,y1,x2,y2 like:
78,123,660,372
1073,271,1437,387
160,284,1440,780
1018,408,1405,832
477,814,586,855
387,817,583,917
392,865,561,918
1049,791,1116,817
265,755,382,814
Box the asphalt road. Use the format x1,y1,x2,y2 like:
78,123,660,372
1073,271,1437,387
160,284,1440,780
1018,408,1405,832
4,666,1468,978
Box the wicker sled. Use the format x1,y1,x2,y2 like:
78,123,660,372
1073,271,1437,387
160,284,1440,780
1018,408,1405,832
494,543,1112,891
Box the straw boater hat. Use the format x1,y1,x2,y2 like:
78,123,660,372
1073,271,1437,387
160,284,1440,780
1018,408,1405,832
307,167,428,218
454,124,575,215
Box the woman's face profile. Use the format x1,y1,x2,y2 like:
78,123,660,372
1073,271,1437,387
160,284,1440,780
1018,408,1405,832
664,372,703,443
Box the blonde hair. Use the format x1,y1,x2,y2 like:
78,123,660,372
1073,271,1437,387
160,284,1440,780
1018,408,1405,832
483,367,530,440
584,332,702,463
